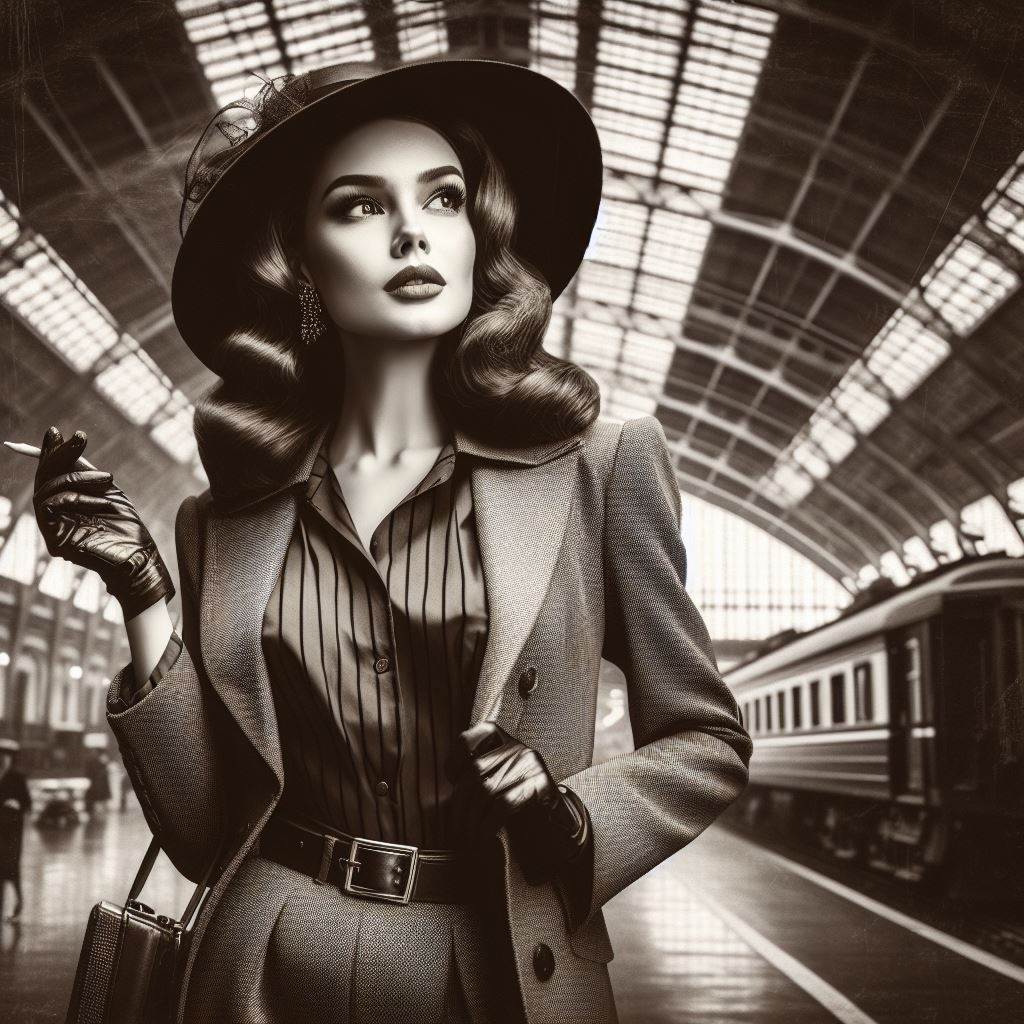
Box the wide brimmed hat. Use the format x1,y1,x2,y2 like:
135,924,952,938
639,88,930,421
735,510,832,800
172,57,603,375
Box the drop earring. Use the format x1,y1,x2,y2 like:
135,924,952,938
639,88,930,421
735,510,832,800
298,280,327,345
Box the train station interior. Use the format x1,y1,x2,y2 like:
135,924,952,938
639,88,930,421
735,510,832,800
1,1,1023,1021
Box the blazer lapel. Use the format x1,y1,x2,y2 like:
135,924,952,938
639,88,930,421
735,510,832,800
457,431,583,730
198,490,297,792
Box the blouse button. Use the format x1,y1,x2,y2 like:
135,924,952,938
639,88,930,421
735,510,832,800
376,780,389,796
374,656,391,673
518,666,538,698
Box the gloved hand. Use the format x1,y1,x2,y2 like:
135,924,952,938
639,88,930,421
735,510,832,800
448,721,592,887
32,426,175,621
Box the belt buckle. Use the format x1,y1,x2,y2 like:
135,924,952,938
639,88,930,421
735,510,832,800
343,836,420,904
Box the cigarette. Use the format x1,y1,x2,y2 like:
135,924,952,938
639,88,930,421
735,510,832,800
3,440,95,470
3,441,42,458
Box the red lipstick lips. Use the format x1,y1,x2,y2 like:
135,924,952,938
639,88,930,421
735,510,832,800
384,264,446,292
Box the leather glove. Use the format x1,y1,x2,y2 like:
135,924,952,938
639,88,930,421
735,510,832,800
32,426,175,621
448,722,593,888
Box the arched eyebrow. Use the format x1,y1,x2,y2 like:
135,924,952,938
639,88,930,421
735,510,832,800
322,164,463,201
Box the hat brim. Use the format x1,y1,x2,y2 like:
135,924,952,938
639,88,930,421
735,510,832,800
171,58,603,376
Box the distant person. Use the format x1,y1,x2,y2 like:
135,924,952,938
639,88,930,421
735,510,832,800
83,751,111,816
0,737,32,922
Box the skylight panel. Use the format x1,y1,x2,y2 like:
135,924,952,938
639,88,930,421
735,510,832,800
790,442,829,480
641,209,711,282
676,81,750,121
764,464,813,506
587,198,647,266
95,353,173,426
571,317,624,373
73,572,102,613
176,1,285,105
807,414,856,464
592,107,665,145
621,329,675,380
864,312,948,399
39,558,75,601
575,261,636,308
832,373,890,434
151,396,200,463
0,515,38,585
594,65,675,107
395,0,448,61
878,551,910,586
902,535,938,573
962,494,1024,556
922,236,1016,333
602,0,686,36
0,197,122,373
670,124,739,161
0,189,199,469
702,0,777,33
597,127,664,171
929,520,961,561
605,387,658,421
598,27,681,76
532,7,576,57
633,273,693,320
759,133,1024,510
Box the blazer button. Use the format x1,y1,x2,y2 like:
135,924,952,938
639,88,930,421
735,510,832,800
532,942,555,981
518,666,538,699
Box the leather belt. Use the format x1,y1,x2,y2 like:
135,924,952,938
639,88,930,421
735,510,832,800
258,814,472,904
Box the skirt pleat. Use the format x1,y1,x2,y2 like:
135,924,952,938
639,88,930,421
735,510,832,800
184,852,512,1024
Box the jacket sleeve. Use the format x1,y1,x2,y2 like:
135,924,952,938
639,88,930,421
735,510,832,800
105,494,228,884
559,414,752,931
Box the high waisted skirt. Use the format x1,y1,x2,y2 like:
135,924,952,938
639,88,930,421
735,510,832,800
183,850,518,1024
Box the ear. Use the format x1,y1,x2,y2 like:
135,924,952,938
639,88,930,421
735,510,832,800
297,259,313,287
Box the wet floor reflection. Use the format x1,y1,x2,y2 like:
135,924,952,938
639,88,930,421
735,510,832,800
1,805,195,1023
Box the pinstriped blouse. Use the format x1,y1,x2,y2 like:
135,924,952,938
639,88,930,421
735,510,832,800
260,433,489,850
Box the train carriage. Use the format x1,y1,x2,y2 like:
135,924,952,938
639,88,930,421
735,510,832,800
725,555,1024,898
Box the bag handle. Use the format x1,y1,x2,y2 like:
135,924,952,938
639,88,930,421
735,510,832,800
126,830,229,930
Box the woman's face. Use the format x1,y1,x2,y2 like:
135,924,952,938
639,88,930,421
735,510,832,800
300,116,476,343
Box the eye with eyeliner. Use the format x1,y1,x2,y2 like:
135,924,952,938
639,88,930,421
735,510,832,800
327,181,467,220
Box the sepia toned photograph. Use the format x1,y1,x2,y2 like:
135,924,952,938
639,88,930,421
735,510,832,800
0,1,1022,1022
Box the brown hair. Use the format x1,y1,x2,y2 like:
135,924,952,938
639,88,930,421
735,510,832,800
190,94,600,506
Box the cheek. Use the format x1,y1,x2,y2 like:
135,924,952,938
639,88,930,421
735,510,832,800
307,228,371,289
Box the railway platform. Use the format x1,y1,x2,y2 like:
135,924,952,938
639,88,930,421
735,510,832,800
3,808,1022,1022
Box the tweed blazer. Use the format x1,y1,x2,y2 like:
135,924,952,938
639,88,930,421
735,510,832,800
105,412,752,1024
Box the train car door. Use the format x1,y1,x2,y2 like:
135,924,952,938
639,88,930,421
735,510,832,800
887,621,931,800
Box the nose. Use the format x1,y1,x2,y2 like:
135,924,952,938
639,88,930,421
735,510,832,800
391,221,430,258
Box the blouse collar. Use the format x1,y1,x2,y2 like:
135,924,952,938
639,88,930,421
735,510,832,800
212,420,584,515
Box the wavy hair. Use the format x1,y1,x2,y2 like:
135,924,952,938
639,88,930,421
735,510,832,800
189,83,600,506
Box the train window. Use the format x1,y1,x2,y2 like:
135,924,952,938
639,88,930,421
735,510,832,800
776,691,786,730
809,679,820,726
791,685,802,729
830,672,846,724
854,661,873,721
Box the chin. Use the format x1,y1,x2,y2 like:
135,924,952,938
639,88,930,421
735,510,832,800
384,307,469,339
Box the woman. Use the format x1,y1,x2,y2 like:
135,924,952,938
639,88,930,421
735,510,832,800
27,58,751,1023
0,738,31,922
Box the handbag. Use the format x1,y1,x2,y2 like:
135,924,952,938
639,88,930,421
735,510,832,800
64,832,224,1024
